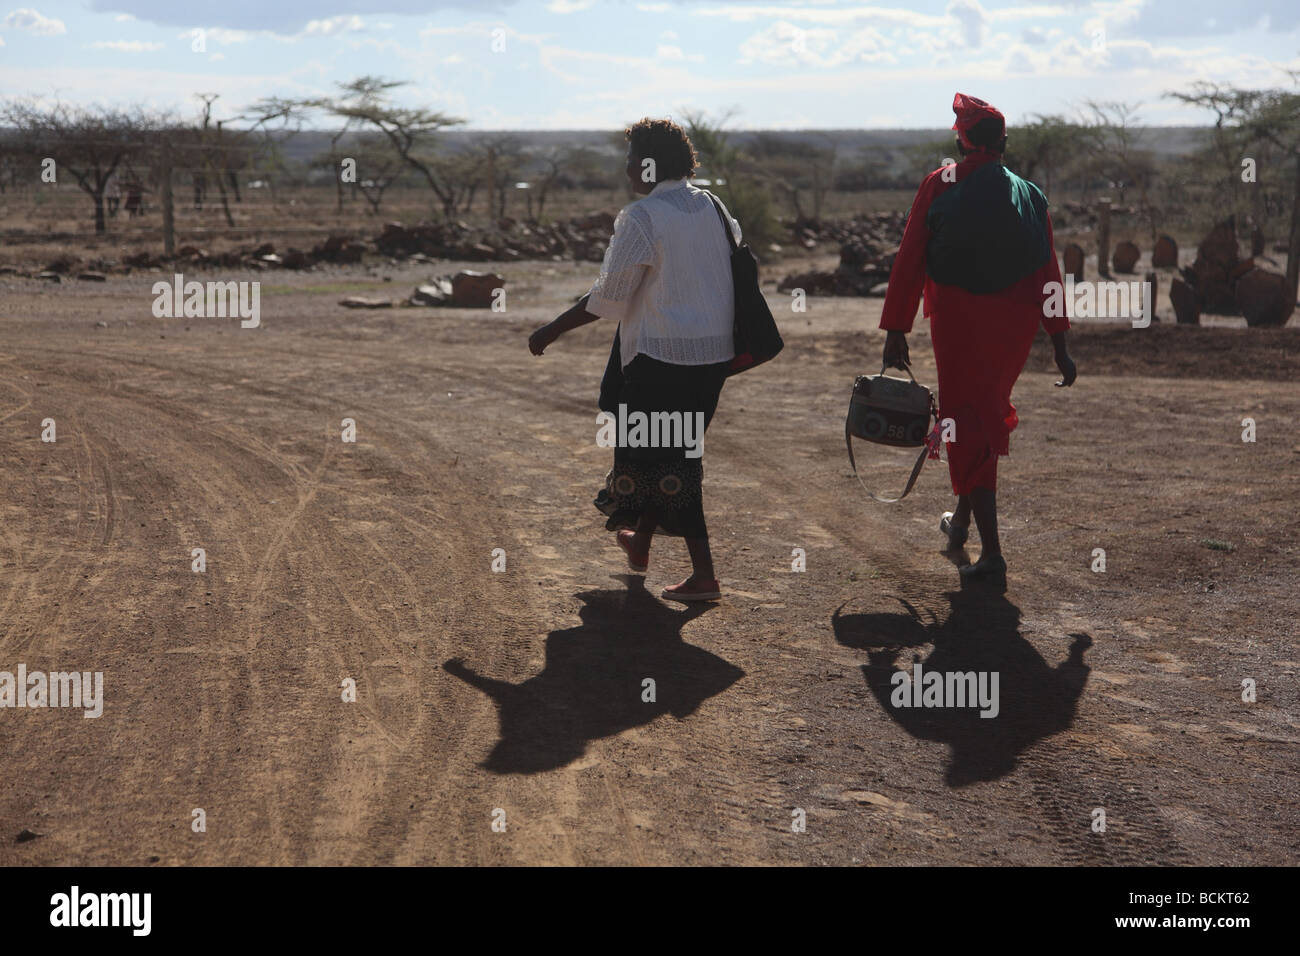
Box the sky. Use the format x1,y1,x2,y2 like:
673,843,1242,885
0,0,1297,129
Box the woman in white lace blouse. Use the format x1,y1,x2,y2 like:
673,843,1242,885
528,118,739,602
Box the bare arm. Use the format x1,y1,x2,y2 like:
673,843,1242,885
529,294,600,355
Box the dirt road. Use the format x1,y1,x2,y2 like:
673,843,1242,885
1,262,1297,865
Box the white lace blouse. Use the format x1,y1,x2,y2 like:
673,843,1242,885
586,178,739,369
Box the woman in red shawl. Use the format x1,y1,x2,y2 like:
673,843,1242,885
880,93,1077,590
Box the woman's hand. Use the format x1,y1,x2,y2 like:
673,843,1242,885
529,322,558,356
1051,331,1076,387
882,330,910,371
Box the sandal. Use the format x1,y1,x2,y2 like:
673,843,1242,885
662,578,721,602
940,511,969,551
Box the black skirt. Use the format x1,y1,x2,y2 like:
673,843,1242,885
594,351,728,538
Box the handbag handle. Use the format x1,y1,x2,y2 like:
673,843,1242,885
704,192,739,253
880,361,918,383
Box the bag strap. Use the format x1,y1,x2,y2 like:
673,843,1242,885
704,192,739,253
845,427,930,503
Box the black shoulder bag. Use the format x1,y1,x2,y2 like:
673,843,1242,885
705,193,784,376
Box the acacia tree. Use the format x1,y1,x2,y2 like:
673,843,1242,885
750,132,837,222
1005,114,1085,194
0,99,166,233
681,109,779,246
309,76,464,220
1078,100,1160,239
474,134,525,222
240,95,306,201
525,146,565,222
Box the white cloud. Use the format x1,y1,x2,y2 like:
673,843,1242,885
948,0,989,48
302,15,365,37
548,0,598,12
697,5,947,28
3,7,66,35
189,27,254,45
89,40,164,52
738,21,895,68
657,44,685,59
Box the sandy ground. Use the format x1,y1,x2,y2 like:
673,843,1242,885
0,259,1297,866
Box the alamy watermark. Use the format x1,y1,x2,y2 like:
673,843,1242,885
596,405,706,459
50,886,150,936
1043,276,1151,328
890,663,999,718
152,273,260,328
1,665,103,718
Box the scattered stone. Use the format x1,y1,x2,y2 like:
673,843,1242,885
1235,268,1295,328
1062,243,1085,280
77,272,108,282
339,296,392,309
124,251,163,269
573,211,615,233
1189,218,1242,313
1112,240,1140,274
451,271,505,308
1169,276,1200,325
1229,257,1256,282
45,254,80,274
16,829,41,843
36,271,61,282
95,320,108,328
1152,235,1178,268
410,280,453,306
312,234,365,264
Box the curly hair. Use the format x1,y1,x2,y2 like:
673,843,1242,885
625,117,699,183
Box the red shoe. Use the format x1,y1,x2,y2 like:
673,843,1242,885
661,577,721,602
616,530,649,572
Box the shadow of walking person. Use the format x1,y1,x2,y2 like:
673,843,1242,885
833,590,1091,787
444,576,744,774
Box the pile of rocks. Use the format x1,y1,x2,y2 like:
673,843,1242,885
777,212,906,297
113,237,367,273
374,213,613,264
1170,217,1294,327
3,210,621,279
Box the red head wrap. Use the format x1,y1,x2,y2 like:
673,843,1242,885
951,92,1005,151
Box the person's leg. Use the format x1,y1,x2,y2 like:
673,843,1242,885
969,487,1000,560
631,509,656,556
684,363,725,584
953,494,971,526
684,534,715,583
